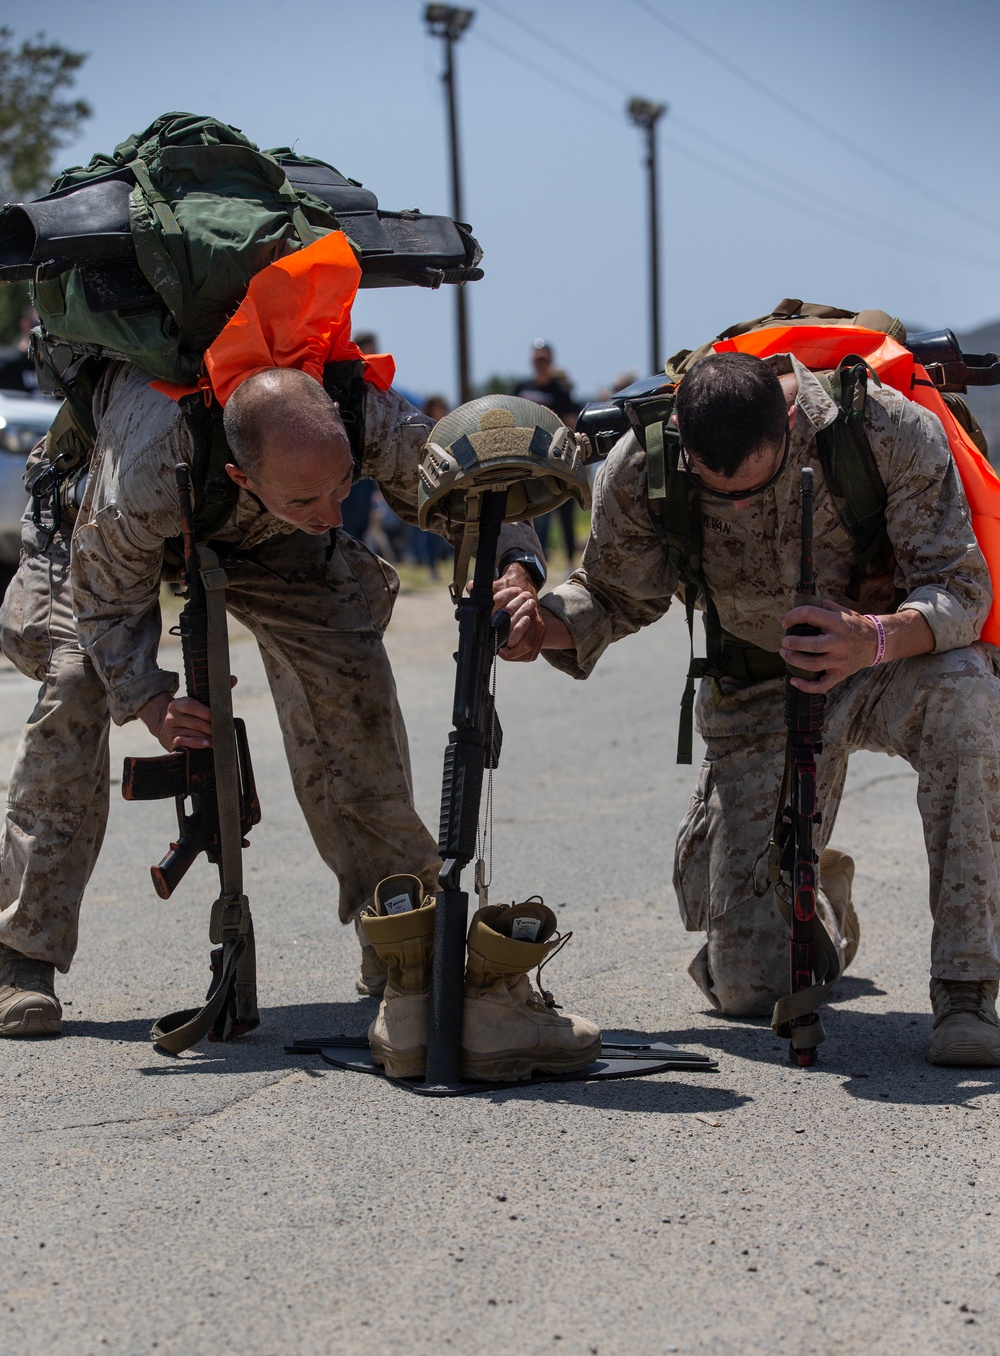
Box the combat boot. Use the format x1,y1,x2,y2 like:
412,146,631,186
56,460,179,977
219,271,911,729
0,943,62,1037
362,874,436,1079
353,916,388,998
927,978,1000,1067
819,847,860,970
461,898,601,1082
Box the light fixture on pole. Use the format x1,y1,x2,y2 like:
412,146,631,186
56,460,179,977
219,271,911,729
425,5,476,404
627,96,668,375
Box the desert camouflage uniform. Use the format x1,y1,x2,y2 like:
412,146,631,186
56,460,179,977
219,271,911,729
0,362,541,971
540,354,1000,1015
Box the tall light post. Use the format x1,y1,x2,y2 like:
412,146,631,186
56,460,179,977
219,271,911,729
425,5,475,404
627,97,668,374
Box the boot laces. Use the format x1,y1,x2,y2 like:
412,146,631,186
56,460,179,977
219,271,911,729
949,983,984,1013
937,980,997,1023
0,948,55,995
532,931,573,1010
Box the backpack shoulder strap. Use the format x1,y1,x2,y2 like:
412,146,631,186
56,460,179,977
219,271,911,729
814,359,892,600
181,399,239,542
629,395,729,762
322,359,368,477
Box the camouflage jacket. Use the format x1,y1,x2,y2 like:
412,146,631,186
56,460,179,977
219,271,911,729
73,363,541,724
541,354,992,680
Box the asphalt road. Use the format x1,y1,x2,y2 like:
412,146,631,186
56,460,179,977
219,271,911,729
1,581,997,1356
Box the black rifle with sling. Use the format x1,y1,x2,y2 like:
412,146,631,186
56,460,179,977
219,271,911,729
122,464,261,1054
766,467,841,1066
424,489,511,1089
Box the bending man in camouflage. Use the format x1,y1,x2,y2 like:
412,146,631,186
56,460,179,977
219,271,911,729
496,351,1000,1067
0,364,542,1036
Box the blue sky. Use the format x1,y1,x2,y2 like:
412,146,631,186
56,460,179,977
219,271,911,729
18,0,1000,402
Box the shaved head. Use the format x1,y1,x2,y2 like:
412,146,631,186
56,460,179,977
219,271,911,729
222,367,357,535
224,367,350,480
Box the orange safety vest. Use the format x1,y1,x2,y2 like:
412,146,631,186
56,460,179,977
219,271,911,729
713,324,1000,646
153,230,395,405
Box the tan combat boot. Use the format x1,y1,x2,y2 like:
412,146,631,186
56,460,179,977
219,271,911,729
819,847,860,970
0,944,62,1037
353,916,388,998
927,978,1000,1067
461,898,602,1082
362,875,436,1079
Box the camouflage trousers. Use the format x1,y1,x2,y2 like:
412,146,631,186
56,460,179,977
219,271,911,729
0,521,440,971
674,644,1000,1017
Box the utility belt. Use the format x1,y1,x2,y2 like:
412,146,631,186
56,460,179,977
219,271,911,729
677,612,787,763
710,630,787,684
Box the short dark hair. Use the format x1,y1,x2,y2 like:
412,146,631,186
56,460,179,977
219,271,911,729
674,352,787,477
223,367,349,481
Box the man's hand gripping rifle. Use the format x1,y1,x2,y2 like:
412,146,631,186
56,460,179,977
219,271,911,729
769,467,840,1067
121,464,261,1053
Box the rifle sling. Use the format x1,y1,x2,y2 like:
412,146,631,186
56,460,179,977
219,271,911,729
151,545,258,1054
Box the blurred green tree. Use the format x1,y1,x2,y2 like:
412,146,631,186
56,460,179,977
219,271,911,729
0,27,91,342
0,26,91,198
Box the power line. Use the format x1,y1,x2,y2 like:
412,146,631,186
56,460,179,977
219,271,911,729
478,0,626,95
667,114,1000,270
470,28,621,120
630,0,1000,240
469,13,1000,270
662,135,998,270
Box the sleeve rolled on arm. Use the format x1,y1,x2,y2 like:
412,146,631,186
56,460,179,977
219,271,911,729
876,392,993,652
540,433,679,679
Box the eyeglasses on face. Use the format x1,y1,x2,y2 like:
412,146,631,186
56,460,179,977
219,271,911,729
679,425,790,501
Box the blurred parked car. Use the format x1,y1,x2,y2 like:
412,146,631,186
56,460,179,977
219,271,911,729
0,391,61,597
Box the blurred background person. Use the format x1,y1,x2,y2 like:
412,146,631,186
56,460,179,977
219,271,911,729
515,339,580,567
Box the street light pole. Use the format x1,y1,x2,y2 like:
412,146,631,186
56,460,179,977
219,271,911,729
425,5,475,404
627,97,668,375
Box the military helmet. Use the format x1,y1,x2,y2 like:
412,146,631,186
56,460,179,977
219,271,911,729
417,394,591,530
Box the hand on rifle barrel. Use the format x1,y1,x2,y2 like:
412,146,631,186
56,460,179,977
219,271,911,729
493,564,547,662
139,677,239,752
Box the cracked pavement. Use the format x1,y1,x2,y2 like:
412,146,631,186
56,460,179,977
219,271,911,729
1,586,997,1355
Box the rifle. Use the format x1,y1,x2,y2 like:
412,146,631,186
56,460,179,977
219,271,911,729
424,488,511,1089
122,463,261,1053
769,467,839,1066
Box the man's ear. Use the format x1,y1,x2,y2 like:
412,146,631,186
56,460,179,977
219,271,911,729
225,462,251,490
787,402,798,430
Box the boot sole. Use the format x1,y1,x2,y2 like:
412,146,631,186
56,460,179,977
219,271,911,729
0,1005,62,1038
460,1037,603,1083
927,1036,1000,1067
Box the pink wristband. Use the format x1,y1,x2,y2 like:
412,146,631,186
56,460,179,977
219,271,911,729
865,614,886,666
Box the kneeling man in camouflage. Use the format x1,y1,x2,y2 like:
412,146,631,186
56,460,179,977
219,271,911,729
497,350,1000,1067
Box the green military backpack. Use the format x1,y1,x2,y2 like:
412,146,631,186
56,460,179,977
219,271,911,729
22,113,338,387
1,111,483,542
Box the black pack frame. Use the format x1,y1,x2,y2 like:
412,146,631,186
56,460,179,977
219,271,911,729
0,151,483,307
